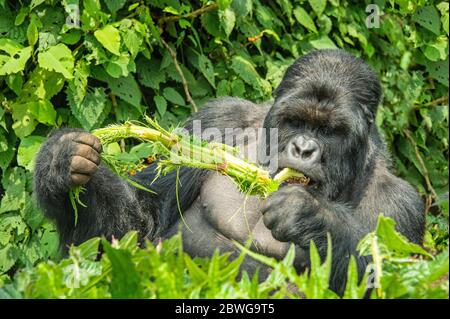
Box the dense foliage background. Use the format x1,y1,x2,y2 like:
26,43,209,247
0,0,448,298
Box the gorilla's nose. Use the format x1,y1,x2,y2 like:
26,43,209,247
288,136,321,165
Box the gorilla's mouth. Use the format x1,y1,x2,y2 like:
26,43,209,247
274,167,316,187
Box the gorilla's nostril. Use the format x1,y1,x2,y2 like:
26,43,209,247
302,149,314,159
291,143,302,158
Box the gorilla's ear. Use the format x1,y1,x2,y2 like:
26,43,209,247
358,67,382,123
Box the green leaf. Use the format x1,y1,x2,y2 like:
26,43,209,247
38,44,74,79
30,0,45,10
163,87,185,106
105,0,127,14
27,13,41,47
108,75,141,107
219,8,236,38
358,215,432,258
310,35,337,49
122,28,142,58
217,0,233,10
94,25,121,56
68,60,90,105
425,57,449,87
412,5,441,35
0,39,32,75
106,54,132,78
294,6,318,33
70,237,101,260
0,244,19,273
0,129,16,171
198,54,216,88
68,87,109,130
102,239,143,298
0,167,27,214
6,73,23,95
137,58,166,90
17,135,45,171
12,100,57,138
308,0,327,16
153,95,167,116
231,55,271,95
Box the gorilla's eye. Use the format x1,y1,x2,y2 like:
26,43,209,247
321,126,347,137
284,117,302,129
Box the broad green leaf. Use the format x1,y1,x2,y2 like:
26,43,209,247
0,245,19,273
294,6,318,33
198,54,216,88
68,60,90,105
0,39,32,75
94,25,121,56
217,0,233,10
122,28,142,58
0,167,27,214
0,129,15,171
38,44,74,79
17,135,45,171
106,54,132,78
309,0,327,16
108,75,141,108
154,95,167,116
163,87,185,106
70,237,101,260
11,100,57,138
310,35,337,49
219,8,236,38
81,0,108,31
6,74,23,95
102,240,143,298
118,231,138,250
105,0,127,14
68,87,109,130
231,55,271,95
137,58,166,90
425,58,449,86
358,215,432,258
30,0,45,10
231,0,252,17
412,5,441,35
27,13,42,47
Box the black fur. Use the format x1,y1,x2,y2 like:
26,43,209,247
34,49,425,295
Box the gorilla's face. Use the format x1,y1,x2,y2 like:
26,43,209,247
262,50,382,201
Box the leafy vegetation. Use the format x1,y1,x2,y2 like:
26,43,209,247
0,0,448,298
0,215,447,299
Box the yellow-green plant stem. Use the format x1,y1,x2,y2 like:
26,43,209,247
91,118,306,197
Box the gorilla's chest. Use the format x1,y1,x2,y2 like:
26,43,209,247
165,119,308,270
180,174,292,260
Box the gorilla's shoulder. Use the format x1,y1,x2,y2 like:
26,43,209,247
201,97,270,114
188,97,270,129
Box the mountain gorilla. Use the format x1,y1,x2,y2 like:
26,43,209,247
34,50,425,294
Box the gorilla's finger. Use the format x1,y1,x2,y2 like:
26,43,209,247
70,155,98,174
271,228,289,243
74,133,102,153
70,173,91,186
74,144,100,165
263,211,279,229
261,197,285,214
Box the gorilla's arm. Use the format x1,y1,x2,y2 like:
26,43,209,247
34,97,264,249
262,171,424,295
34,128,156,249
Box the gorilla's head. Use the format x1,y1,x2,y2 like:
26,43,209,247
263,49,382,202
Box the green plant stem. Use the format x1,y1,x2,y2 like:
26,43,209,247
91,119,306,197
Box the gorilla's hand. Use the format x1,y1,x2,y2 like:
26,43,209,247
262,185,327,248
54,132,102,187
